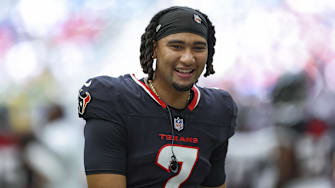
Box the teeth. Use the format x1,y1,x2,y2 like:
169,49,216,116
177,69,192,73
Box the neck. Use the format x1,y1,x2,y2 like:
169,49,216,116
148,79,190,109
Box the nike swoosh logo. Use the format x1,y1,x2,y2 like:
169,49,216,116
84,80,92,87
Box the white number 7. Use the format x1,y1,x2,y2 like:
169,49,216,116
155,144,199,188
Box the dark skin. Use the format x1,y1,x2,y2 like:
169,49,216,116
86,174,126,188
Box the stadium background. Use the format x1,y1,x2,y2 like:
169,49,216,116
0,0,334,187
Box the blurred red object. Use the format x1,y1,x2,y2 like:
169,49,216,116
305,119,328,138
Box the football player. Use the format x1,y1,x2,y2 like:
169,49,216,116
78,6,238,188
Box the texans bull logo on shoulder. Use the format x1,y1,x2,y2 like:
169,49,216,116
78,88,91,116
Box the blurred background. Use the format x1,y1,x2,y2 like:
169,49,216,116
0,0,334,187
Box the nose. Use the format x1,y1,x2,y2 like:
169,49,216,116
180,50,195,65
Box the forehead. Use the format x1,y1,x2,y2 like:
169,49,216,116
158,32,207,44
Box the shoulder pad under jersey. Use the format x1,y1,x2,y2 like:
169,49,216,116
78,76,123,121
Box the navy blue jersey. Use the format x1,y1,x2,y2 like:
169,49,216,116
78,74,238,187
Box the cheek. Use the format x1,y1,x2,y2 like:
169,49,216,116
198,55,208,68
199,63,206,74
158,53,177,67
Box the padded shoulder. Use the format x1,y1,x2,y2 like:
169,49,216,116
201,87,238,116
216,89,238,137
217,89,238,118
200,87,238,137
78,76,124,122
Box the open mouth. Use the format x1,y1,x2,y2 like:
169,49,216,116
175,68,194,74
175,68,194,79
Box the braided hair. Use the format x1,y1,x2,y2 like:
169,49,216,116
140,6,216,80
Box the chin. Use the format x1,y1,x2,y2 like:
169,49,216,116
172,82,194,91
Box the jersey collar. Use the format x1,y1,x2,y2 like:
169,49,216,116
130,74,200,111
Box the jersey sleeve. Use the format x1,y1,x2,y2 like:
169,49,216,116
78,76,124,122
201,141,229,187
201,91,238,186
228,93,238,138
84,118,127,175
78,76,127,175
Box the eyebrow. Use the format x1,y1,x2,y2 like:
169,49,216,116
193,41,207,46
167,40,207,46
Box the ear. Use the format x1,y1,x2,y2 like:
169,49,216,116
152,40,157,59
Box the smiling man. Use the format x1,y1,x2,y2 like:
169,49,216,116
78,6,238,188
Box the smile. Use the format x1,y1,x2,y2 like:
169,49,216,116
175,68,195,79
175,68,194,73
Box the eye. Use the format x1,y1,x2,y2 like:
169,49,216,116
193,46,206,52
171,45,183,50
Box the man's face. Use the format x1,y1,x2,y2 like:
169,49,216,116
154,32,208,91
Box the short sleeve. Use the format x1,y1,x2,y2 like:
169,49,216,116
228,95,238,138
201,140,229,187
84,118,127,175
201,90,238,186
78,76,124,122
78,76,128,175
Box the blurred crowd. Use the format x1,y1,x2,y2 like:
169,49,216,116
225,69,335,188
1,0,335,188
1,63,334,188
0,102,86,188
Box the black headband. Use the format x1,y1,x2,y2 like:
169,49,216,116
155,7,208,41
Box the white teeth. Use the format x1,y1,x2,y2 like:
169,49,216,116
177,69,192,73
